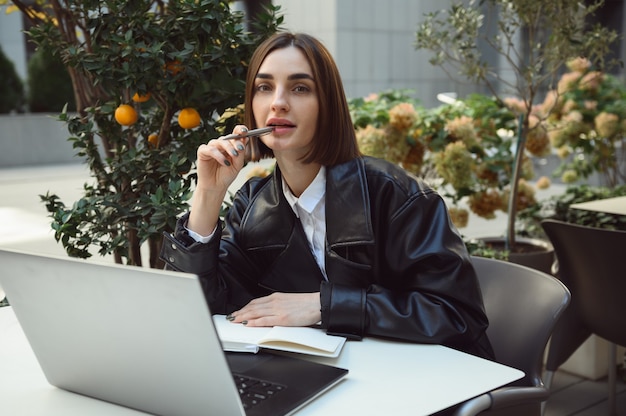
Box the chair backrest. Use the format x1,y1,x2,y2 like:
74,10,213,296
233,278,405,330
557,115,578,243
470,256,570,387
541,219,626,347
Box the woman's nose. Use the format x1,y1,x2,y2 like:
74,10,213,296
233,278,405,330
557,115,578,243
271,88,289,112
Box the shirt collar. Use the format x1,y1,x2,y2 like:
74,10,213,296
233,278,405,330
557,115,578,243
282,166,326,216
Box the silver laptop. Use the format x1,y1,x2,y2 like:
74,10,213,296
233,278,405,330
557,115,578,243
0,248,347,416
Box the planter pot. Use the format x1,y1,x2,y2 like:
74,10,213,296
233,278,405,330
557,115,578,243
475,236,555,276
549,335,626,380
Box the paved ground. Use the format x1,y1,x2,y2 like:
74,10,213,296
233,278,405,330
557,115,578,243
0,161,565,252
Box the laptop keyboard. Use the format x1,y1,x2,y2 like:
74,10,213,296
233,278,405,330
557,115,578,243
233,373,286,410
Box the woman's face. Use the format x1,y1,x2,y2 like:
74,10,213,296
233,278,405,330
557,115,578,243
252,46,319,160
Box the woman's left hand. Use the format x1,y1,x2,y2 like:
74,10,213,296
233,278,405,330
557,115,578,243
228,292,321,327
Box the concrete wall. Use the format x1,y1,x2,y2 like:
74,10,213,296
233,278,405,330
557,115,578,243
0,115,80,167
275,0,463,107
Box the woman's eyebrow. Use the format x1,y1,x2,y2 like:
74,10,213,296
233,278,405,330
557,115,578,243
288,73,314,81
255,73,314,81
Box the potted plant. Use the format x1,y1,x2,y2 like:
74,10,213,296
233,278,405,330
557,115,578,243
518,184,626,240
350,91,542,225
413,0,618,269
349,90,554,271
544,63,626,187
5,0,282,267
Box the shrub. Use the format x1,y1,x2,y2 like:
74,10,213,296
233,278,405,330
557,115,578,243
27,46,76,112
517,184,626,239
0,44,25,113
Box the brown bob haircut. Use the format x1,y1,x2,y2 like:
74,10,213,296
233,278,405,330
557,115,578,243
244,32,361,165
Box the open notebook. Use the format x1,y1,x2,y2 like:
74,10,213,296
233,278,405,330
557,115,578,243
213,314,346,357
0,248,348,416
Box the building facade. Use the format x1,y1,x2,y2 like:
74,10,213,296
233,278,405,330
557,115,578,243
2,0,624,108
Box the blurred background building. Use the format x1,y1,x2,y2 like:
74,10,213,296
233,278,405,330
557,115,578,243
2,0,625,107
0,0,624,166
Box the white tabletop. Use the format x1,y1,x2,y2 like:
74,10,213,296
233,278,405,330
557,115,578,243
570,195,626,216
0,306,523,416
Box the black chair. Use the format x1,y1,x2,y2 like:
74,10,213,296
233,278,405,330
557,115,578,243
454,256,571,416
541,219,626,416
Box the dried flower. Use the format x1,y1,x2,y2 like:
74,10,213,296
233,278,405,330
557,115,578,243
579,71,603,91
383,127,411,164
536,176,551,190
561,170,579,183
503,97,528,115
584,100,598,111
594,112,620,138
448,206,469,228
434,141,475,190
468,190,503,219
475,164,499,187
539,90,561,116
388,102,418,132
521,155,535,181
445,115,478,146
566,57,592,73
402,139,426,174
356,124,409,165
356,125,388,159
515,179,538,211
525,115,551,157
561,99,578,115
500,179,537,212
548,113,588,148
557,72,582,94
556,146,571,159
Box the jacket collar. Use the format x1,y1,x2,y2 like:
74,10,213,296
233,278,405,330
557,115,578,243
242,158,374,249
325,158,375,247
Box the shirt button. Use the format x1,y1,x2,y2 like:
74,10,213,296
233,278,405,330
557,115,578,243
171,243,177,250
168,257,175,263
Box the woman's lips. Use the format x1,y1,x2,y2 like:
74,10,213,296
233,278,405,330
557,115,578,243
266,118,295,135
271,125,295,135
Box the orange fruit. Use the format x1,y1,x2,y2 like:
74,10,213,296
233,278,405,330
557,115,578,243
178,108,201,129
165,60,183,76
147,133,159,147
132,92,151,103
114,104,138,126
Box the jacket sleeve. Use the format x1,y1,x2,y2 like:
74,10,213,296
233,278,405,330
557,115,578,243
159,186,271,314
159,213,231,313
320,192,493,358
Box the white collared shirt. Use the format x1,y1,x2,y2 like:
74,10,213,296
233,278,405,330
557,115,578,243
282,166,327,279
186,167,328,279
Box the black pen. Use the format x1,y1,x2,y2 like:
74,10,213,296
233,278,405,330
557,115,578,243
221,127,274,140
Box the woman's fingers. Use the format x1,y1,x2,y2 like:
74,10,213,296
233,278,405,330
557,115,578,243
198,126,249,167
227,293,322,327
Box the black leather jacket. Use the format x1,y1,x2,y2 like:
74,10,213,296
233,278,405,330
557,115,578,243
160,156,494,359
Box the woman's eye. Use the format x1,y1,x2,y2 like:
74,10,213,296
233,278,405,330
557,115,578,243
256,84,271,92
294,85,310,93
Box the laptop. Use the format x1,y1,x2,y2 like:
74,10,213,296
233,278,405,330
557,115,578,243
0,248,347,416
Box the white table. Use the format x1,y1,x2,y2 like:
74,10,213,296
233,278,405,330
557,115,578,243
0,306,523,416
570,195,626,216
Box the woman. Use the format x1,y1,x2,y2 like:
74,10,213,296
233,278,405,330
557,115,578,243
160,32,494,359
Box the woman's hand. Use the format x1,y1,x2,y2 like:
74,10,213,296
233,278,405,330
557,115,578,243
187,125,249,236
195,125,249,192
227,292,322,327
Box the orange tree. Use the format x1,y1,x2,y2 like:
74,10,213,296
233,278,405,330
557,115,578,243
3,0,282,266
